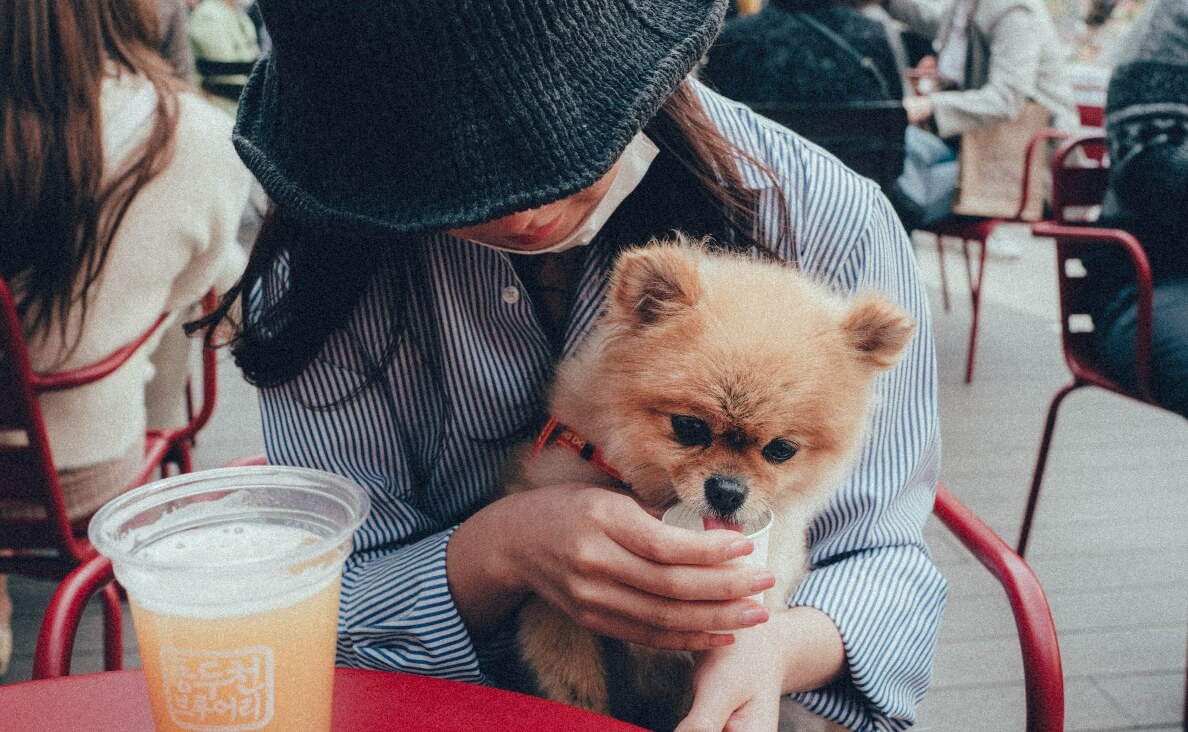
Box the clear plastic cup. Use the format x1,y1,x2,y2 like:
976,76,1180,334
661,502,773,603
89,466,370,732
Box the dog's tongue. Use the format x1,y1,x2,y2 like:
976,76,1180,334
703,516,743,532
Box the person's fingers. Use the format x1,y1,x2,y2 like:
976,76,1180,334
577,610,737,652
723,698,781,732
613,552,775,601
605,509,755,566
550,573,769,633
539,553,769,636
676,689,781,732
675,689,738,732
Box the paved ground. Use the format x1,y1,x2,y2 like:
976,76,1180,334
4,228,1185,730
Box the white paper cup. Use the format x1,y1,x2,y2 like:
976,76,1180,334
661,502,773,604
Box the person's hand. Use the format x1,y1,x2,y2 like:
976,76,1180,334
903,95,935,124
675,623,787,732
458,484,776,651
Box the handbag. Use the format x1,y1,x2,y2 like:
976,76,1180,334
952,100,1052,220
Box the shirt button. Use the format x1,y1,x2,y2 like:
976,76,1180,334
501,286,521,305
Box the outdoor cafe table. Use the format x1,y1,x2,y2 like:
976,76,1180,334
0,667,647,731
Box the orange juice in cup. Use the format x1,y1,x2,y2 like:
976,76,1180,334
89,467,370,732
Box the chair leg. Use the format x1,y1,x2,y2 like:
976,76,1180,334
100,582,123,671
161,439,193,477
934,233,952,312
1017,381,1081,558
962,237,989,384
185,381,200,449
178,441,193,474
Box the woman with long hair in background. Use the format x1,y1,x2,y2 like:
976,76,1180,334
0,0,251,675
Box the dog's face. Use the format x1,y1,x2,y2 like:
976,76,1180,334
555,241,915,526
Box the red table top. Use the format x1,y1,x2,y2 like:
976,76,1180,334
0,667,645,731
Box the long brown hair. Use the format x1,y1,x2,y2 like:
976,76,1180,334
0,0,181,350
195,78,788,393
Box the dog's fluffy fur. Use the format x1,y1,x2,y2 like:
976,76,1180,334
507,238,915,730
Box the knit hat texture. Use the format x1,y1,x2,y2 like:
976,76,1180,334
1106,0,1188,116
235,0,728,235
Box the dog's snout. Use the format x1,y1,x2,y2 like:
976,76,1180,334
704,475,747,515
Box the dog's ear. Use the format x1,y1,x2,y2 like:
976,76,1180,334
840,294,916,370
608,244,702,326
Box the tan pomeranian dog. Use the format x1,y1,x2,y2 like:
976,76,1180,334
507,236,915,731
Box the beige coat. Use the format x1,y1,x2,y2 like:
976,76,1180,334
25,71,250,470
888,0,1079,138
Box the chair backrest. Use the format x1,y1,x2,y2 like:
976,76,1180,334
1049,133,1111,222
933,484,1064,731
1076,104,1104,128
0,278,166,569
1036,133,1154,398
746,100,908,193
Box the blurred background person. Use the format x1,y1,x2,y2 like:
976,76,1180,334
886,0,1079,248
888,0,1077,143
703,0,904,105
188,0,260,113
0,0,251,676
1083,0,1188,417
701,0,928,226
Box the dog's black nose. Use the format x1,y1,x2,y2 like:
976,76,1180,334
704,475,747,515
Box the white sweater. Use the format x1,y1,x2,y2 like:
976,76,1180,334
24,71,251,470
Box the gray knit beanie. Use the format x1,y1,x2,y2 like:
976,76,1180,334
234,0,728,235
1106,0,1188,117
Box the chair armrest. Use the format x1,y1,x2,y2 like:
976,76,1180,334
1030,223,1153,397
32,556,116,679
31,313,169,392
933,484,1064,732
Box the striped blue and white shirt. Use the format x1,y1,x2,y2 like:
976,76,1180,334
259,81,946,731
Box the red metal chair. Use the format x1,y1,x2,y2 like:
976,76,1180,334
0,280,217,671
36,482,1064,731
1015,132,1165,558
31,555,119,679
1022,133,1188,727
933,483,1063,732
925,127,1071,383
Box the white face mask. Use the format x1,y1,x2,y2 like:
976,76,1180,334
466,131,659,256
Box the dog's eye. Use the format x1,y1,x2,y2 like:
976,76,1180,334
671,415,712,447
762,439,798,463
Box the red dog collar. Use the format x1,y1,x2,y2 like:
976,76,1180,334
531,416,626,485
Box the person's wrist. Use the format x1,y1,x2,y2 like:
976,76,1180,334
446,494,530,635
773,606,847,694
468,494,527,596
